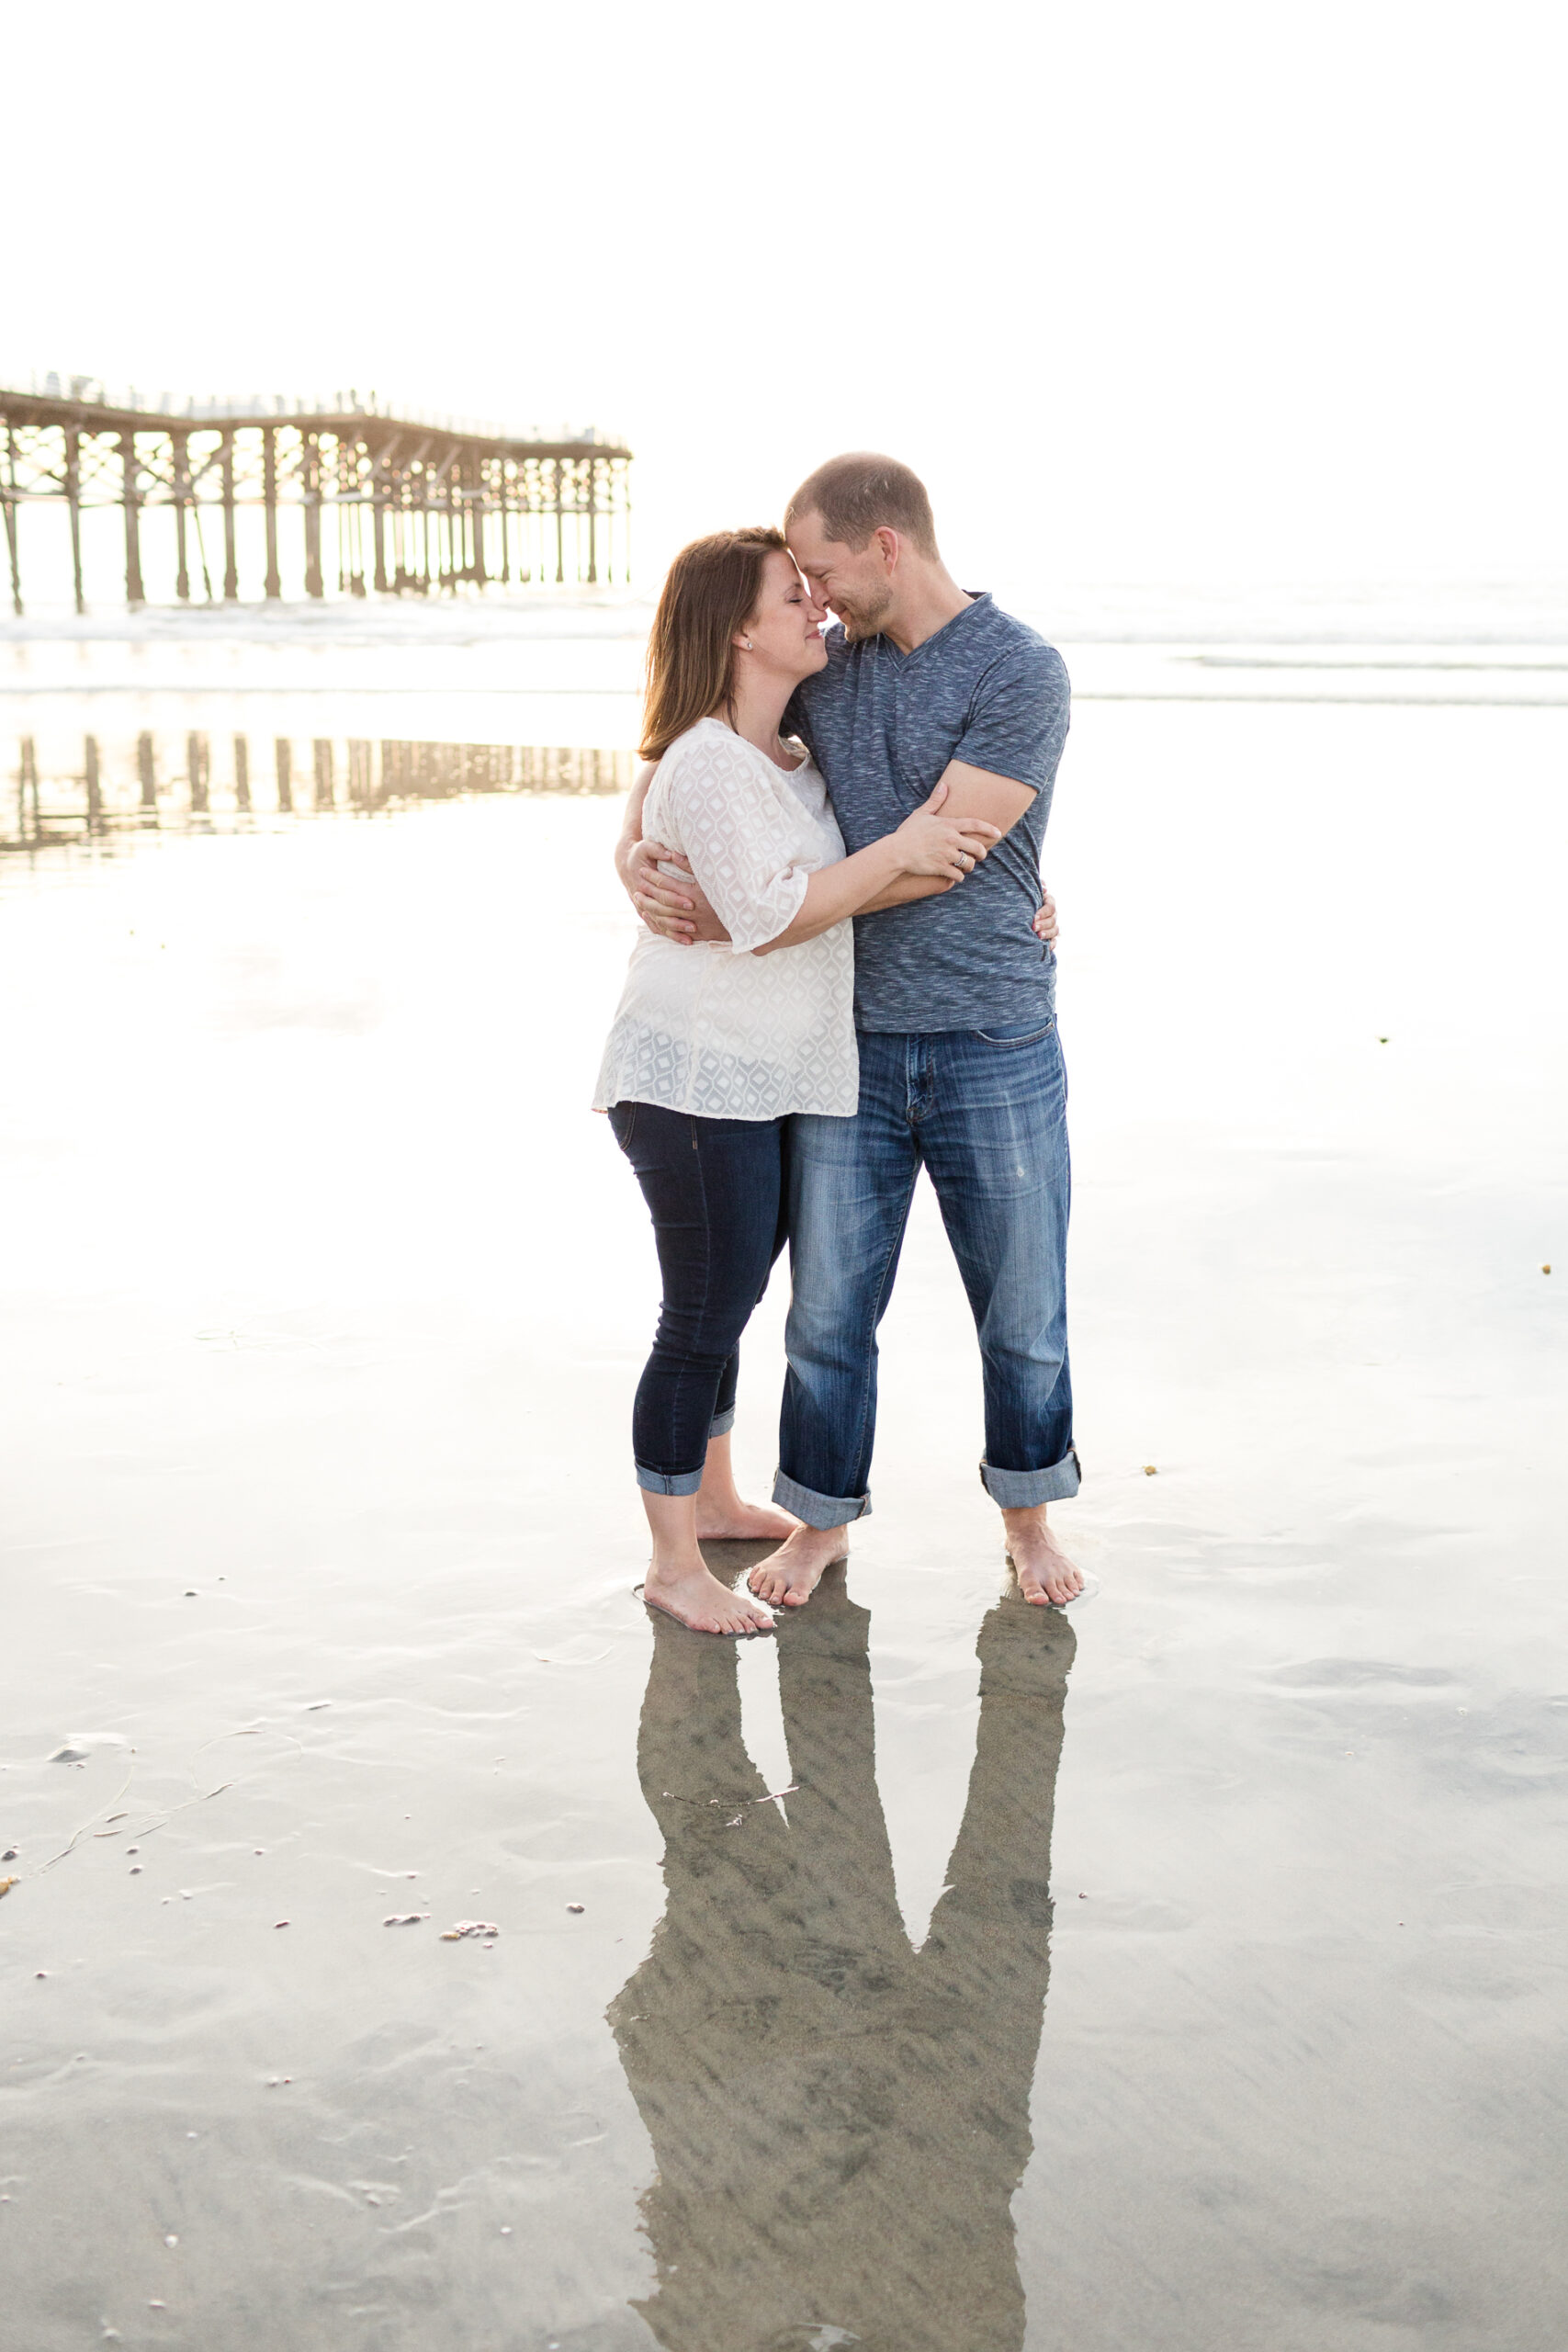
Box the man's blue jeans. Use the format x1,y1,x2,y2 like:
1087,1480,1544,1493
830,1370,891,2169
773,1018,1078,1528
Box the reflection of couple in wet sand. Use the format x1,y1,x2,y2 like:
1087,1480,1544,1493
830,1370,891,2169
611,1576,1075,2350
596,453,1083,1634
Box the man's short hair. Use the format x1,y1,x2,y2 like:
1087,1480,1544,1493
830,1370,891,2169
784,453,940,560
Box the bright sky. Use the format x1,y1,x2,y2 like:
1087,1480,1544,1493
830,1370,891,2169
6,0,1565,592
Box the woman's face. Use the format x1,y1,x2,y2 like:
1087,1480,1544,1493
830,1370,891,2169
739,550,829,683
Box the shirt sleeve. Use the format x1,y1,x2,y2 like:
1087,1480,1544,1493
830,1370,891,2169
669,732,812,955
953,641,1070,794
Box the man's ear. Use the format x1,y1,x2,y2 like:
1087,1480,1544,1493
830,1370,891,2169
874,526,900,573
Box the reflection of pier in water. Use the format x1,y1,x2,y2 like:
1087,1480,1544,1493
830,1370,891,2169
0,376,631,613
5,732,630,850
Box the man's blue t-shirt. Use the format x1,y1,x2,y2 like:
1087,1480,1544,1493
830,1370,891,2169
784,593,1069,1033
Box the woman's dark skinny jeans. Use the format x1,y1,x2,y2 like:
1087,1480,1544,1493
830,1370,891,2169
609,1102,788,1496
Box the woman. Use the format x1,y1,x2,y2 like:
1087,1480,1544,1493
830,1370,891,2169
595,527,1001,1635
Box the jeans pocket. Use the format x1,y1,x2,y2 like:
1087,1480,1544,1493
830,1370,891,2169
608,1101,637,1149
973,1020,1056,1048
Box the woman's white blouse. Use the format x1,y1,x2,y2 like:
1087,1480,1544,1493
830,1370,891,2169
593,718,859,1120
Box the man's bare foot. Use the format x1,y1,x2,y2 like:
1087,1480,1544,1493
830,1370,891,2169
694,1497,799,1543
644,1558,775,1637
748,1523,851,1608
1001,1505,1084,1607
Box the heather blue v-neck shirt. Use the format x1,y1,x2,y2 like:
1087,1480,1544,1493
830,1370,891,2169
784,593,1069,1033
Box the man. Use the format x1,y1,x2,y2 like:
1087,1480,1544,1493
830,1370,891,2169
620,454,1083,1608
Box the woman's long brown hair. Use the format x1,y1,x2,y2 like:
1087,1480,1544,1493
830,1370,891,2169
639,526,786,762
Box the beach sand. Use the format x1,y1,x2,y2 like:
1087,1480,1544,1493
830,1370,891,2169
2,662,1565,2348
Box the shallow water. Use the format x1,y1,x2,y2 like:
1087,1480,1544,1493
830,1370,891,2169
2,626,1566,2349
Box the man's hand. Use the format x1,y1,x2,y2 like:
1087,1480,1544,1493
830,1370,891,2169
1032,887,1059,946
613,760,730,944
623,838,730,945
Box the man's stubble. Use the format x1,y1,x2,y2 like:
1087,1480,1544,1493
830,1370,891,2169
831,579,895,644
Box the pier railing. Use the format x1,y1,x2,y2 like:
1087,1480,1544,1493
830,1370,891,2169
0,379,632,613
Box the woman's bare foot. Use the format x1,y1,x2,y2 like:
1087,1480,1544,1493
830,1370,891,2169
644,1558,775,1637
748,1522,851,1608
694,1497,799,1543
639,1476,774,1634
693,1432,798,1544
1002,1505,1084,1607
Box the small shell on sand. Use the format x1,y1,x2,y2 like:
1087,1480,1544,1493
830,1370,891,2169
440,1919,501,1941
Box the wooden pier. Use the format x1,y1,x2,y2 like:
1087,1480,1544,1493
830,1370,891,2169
0,376,632,614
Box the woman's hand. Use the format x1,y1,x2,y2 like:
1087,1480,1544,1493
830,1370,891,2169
892,779,1002,882
1032,888,1059,945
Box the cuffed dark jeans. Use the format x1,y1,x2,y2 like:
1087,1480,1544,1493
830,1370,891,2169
609,1101,788,1495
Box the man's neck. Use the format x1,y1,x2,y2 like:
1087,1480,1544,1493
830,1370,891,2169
882,563,975,656
727,672,797,764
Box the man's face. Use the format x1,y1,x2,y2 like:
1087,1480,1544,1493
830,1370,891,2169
784,511,895,643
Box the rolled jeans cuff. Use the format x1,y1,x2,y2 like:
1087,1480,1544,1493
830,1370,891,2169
773,1470,872,1531
636,1462,705,1498
707,1406,736,1439
980,1447,1081,1509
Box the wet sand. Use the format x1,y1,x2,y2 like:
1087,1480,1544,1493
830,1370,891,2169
2,673,1565,2348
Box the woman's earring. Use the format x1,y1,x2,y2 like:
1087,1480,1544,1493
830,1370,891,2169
741,638,753,650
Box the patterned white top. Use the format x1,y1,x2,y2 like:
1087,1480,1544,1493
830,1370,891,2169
594,718,859,1120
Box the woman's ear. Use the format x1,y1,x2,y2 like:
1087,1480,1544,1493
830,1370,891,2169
733,634,754,651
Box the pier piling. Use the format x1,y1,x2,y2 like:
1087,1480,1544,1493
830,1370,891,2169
4,419,21,616
173,430,192,601
65,427,85,614
221,429,239,600
120,433,145,606
302,433,323,599
263,426,281,600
